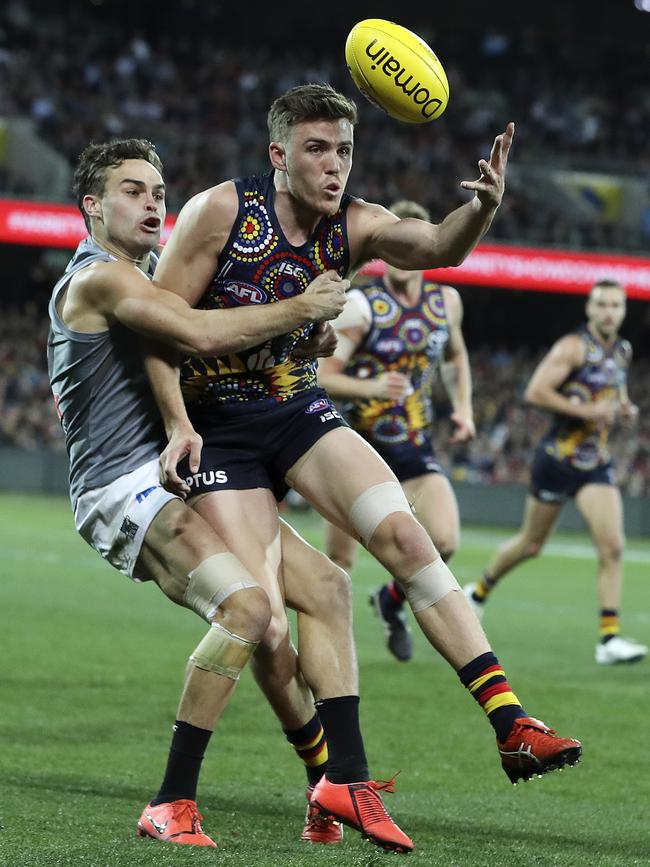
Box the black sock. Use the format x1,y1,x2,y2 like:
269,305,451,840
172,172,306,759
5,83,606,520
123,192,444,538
150,720,213,806
283,712,328,788
314,696,369,784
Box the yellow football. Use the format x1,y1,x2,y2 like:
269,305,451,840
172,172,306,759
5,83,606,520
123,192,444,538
345,19,449,123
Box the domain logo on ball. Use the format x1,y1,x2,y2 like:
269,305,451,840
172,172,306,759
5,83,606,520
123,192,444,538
345,19,449,124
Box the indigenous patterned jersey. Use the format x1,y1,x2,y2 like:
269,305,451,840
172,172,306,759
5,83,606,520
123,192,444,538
180,172,352,410
341,280,450,446
541,326,631,470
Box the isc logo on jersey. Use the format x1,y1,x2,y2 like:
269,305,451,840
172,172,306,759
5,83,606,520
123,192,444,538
224,281,267,304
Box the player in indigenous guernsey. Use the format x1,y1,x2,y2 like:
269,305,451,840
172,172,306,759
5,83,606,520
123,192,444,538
465,280,647,666
318,200,475,663
46,138,368,850
149,84,582,848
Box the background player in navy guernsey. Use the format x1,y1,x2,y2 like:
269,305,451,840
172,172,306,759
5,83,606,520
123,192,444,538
149,84,581,841
47,137,377,851
465,280,647,666
318,200,475,662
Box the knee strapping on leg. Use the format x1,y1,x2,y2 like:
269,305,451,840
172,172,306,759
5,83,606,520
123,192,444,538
349,482,412,547
399,558,460,613
184,552,259,622
190,621,258,680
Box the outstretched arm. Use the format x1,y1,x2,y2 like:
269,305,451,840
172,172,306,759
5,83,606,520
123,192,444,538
351,123,515,271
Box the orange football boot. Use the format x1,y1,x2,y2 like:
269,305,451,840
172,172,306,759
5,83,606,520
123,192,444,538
309,774,413,853
301,786,343,844
137,798,217,847
499,717,582,784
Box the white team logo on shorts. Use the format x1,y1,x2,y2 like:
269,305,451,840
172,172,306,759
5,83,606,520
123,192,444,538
185,470,228,488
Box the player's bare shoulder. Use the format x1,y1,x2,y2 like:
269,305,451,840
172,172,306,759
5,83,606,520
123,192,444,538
68,260,151,331
440,285,462,322
167,180,239,257
547,332,587,368
556,332,586,356
62,258,146,331
346,198,398,272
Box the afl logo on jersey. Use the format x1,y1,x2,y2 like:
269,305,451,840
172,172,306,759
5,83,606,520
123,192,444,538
376,338,403,355
224,281,267,304
306,398,331,413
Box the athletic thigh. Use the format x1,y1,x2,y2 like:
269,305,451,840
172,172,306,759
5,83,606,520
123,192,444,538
285,427,399,530
575,484,625,549
136,498,233,605
401,473,460,554
520,494,563,545
189,488,285,612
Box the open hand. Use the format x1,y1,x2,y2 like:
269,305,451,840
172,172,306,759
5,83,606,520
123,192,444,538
460,122,515,209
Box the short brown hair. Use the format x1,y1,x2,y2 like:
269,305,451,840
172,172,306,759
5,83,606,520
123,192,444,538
589,278,626,298
267,84,358,142
73,138,163,231
389,200,431,222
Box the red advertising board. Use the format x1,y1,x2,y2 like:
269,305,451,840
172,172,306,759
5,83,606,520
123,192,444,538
1,198,649,299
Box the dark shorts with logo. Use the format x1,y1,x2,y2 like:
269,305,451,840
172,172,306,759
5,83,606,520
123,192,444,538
530,447,616,504
362,435,444,483
179,388,348,501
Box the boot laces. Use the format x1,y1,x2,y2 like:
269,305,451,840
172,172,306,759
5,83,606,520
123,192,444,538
356,773,400,827
170,799,203,830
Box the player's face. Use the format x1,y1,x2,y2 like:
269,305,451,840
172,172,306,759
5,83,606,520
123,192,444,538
586,286,626,339
280,119,353,215
87,159,166,257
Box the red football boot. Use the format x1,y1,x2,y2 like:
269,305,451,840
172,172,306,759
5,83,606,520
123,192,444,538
309,774,413,853
137,799,217,847
499,717,582,784
301,786,343,844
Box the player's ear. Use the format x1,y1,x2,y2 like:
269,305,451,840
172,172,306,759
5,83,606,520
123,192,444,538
83,194,102,222
269,141,287,172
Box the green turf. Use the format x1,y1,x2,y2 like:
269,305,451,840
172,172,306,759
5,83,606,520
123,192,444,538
1,493,649,866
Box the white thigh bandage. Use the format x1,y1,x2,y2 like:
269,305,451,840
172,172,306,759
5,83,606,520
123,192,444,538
400,559,460,613
184,552,259,622
349,482,412,547
190,622,258,680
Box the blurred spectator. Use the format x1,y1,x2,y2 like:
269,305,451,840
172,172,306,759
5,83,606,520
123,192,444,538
0,303,64,451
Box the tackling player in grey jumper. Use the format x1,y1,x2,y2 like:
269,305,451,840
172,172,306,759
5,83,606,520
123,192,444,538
47,138,350,848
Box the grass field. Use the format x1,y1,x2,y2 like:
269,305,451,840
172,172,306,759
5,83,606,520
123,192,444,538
1,492,649,867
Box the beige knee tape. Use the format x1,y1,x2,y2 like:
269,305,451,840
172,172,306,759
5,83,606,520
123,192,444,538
190,622,258,680
349,482,412,547
400,558,460,613
184,552,259,622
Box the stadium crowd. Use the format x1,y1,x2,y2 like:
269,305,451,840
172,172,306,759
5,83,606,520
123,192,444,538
1,0,649,251
1,1,648,492
3,304,649,497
